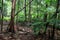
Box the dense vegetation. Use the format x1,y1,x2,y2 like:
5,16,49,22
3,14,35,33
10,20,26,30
0,0,60,40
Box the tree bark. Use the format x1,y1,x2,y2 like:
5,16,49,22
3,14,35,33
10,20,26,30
24,0,27,22
1,0,3,32
28,0,31,23
51,0,59,40
8,0,16,33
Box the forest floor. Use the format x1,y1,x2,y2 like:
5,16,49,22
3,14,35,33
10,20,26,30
0,22,60,40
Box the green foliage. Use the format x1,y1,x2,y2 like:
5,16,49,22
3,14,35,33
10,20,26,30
31,19,46,35
3,17,10,21
1,0,59,35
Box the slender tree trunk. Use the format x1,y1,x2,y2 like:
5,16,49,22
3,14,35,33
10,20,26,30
1,0,3,32
8,0,16,33
51,0,59,40
28,0,31,23
43,4,48,40
43,4,48,34
24,0,27,22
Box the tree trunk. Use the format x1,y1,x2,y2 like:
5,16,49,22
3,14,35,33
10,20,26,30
8,0,16,33
43,4,48,40
28,0,31,23
51,0,59,40
24,0,27,22
1,0,3,32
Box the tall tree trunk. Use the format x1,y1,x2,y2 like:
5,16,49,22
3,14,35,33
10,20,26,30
24,0,27,22
51,0,59,40
43,4,48,40
28,0,31,23
1,0,3,32
43,4,48,34
8,0,16,33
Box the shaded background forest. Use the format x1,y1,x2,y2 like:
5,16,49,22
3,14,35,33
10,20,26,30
0,0,60,40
